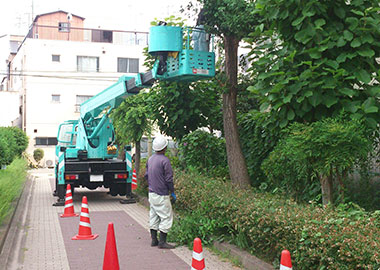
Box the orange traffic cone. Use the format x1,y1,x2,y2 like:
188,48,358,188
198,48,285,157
60,184,79,218
72,196,99,240
103,222,120,270
131,169,137,190
280,250,292,270
191,238,205,270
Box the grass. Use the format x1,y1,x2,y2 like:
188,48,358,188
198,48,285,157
0,158,27,225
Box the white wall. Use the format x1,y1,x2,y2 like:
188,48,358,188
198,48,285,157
0,91,19,126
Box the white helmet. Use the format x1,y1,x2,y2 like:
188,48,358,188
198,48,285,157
152,136,168,152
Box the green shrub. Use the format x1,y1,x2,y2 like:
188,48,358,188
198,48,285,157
261,117,372,204
0,127,28,167
0,158,27,224
238,110,280,187
178,130,228,178
33,148,44,165
173,170,380,269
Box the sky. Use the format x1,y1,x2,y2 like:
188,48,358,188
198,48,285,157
0,0,198,36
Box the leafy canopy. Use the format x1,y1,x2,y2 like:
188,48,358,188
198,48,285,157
248,0,380,129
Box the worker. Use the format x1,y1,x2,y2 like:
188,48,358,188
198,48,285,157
145,135,176,249
193,8,210,52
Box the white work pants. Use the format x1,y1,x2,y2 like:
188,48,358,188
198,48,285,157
149,192,173,233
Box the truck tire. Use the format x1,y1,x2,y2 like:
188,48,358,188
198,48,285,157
109,183,126,196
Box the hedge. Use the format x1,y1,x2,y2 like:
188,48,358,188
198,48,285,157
174,170,380,269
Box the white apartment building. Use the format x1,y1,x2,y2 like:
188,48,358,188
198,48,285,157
9,11,149,167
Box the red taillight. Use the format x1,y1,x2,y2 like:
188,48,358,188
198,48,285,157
115,173,128,179
65,174,79,180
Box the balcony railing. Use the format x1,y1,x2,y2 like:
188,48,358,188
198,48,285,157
26,24,149,46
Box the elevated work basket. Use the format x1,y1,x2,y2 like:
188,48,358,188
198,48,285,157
148,25,215,82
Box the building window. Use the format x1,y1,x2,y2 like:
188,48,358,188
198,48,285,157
75,95,93,112
58,22,70,32
52,55,60,62
35,137,58,145
117,58,139,73
52,94,60,102
77,56,99,72
92,30,113,43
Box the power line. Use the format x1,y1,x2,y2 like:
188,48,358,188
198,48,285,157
0,72,124,82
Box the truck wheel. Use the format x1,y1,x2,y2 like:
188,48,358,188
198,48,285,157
57,184,66,201
109,183,126,196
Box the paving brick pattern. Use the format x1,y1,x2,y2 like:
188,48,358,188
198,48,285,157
15,169,241,270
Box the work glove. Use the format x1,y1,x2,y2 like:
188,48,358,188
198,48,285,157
170,192,177,204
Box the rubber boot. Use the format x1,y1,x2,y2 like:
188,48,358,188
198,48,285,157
158,231,175,249
150,229,158,247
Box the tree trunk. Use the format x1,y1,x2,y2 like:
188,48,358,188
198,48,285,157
135,140,141,176
320,173,333,206
223,35,250,188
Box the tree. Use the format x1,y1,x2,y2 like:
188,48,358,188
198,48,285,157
197,0,260,187
149,80,223,141
33,149,44,167
249,0,380,128
248,0,380,203
111,92,153,175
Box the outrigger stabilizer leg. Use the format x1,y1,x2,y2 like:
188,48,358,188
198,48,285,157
120,184,136,204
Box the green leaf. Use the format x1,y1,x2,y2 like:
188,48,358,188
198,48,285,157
336,53,347,63
325,60,339,69
364,106,378,113
334,7,346,19
350,38,361,48
279,118,288,128
314,18,326,28
283,95,293,103
308,93,322,107
309,50,321,59
350,9,364,16
346,17,359,31
361,33,374,44
287,108,295,120
354,69,371,84
323,95,338,108
343,30,353,41
305,90,313,97
337,37,346,47
339,88,355,97
357,48,375,57
292,16,305,26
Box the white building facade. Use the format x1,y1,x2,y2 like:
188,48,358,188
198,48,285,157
9,11,148,167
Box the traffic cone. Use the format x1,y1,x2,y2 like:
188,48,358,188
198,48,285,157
72,196,99,240
103,222,120,270
60,184,79,217
131,169,137,190
191,238,205,270
280,250,292,270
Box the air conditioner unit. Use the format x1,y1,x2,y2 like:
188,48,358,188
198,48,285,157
45,159,54,168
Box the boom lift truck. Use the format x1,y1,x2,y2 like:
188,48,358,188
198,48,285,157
53,25,215,206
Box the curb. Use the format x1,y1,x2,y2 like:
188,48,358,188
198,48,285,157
0,175,33,268
135,193,274,270
213,241,274,270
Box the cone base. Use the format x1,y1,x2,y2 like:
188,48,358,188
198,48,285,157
72,234,99,240
60,213,79,218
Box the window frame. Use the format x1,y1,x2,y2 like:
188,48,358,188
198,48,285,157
77,56,100,72
58,22,70,32
117,57,139,73
35,137,58,146
52,54,60,62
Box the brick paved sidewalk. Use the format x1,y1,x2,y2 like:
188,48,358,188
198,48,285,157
8,169,241,270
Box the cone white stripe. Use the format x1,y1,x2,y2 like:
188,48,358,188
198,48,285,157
81,203,88,208
79,221,91,227
64,203,73,208
280,265,292,270
66,196,72,200
191,267,206,270
66,189,71,194
80,212,90,218
192,251,204,261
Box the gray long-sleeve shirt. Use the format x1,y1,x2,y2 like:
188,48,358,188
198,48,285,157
145,153,174,196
